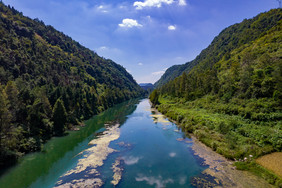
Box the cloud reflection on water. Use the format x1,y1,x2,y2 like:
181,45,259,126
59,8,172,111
135,174,174,188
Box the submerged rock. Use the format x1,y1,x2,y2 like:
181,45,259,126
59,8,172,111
111,158,124,186
55,124,121,188
149,109,170,125
55,178,103,188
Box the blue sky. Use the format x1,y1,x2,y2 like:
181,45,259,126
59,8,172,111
2,0,279,83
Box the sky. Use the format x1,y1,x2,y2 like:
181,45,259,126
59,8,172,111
2,0,279,83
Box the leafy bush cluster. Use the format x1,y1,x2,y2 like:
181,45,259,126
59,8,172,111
0,2,144,168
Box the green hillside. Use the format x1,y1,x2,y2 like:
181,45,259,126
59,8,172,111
151,9,282,186
155,9,282,88
154,64,187,88
0,2,144,168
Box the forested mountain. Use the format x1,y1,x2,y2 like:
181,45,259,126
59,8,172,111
0,2,144,168
154,63,191,88
155,8,282,103
151,9,282,185
139,83,154,91
155,8,282,88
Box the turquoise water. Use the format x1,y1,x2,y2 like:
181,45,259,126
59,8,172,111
0,99,206,188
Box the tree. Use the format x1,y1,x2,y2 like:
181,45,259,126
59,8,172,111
27,96,53,139
0,86,13,167
149,90,160,106
52,99,67,136
5,81,19,121
180,72,187,97
0,87,12,147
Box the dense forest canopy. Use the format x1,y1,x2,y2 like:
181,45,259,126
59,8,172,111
0,2,144,168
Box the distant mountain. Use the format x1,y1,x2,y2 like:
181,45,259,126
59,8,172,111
139,83,154,93
0,2,144,167
155,9,282,88
139,83,152,87
139,83,153,88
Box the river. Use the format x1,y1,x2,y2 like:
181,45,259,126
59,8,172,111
0,99,207,188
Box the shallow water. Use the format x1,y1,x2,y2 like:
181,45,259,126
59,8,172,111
0,99,206,188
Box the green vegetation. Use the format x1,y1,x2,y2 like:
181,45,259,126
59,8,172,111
52,99,67,136
149,90,160,106
235,161,282,186
139,83,154,94
0,2,144,169
151,8,282,186
154,64,188,88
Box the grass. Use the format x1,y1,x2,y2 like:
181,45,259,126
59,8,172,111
156,95,282,186
256,152,282,178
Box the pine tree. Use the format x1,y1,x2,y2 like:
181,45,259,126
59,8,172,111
4,81,19,122
0,86,12,158
149,90,160,106
52,99,67,136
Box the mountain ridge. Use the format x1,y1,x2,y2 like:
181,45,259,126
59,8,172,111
154,8,282,88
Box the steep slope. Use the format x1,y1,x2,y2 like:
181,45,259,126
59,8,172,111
155,9,282,88
151,9,282,186
154,63,187,88
0,2,144,167
157,9,282,102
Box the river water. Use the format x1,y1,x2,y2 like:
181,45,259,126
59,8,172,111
0,99,207,188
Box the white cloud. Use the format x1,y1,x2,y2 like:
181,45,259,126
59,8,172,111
136,175,174,188
96,46,123,58
146,15,152,22
168,25,176,30
99,46,108,50
137,68,168,83
96,4,109,13
169,152,176,157
126,69,132,73
123,156,142,165
152,70,165,75
138,62,143,66
152,68,167,76
119,18,143,28
179,0,187,6
134,0,174,9
179,176,187,185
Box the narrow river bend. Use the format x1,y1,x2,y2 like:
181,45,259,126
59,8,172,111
0,99,207,188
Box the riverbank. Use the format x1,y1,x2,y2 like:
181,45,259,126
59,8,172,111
191,136,274,187
154,96,282,187
149,105,274,187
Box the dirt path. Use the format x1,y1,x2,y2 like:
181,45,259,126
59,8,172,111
191,137,274,188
